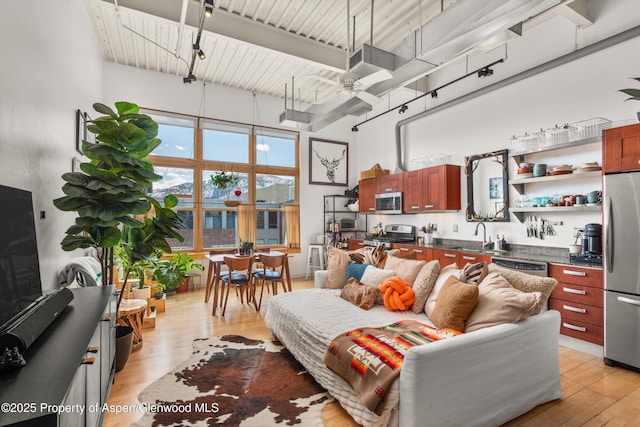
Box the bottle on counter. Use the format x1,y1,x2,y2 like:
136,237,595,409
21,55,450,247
499,235,507,250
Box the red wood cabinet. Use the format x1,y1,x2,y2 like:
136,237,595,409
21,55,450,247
402,165,461,212
358,178,377,213
391,244,433,261
376,173,403,193
433,248,489,268
603,123,640,173
348,239,364,251
433,248,460,267
548,263,604,345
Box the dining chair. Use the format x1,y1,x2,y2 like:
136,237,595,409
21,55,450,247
219,255,256,316
253,253,288,311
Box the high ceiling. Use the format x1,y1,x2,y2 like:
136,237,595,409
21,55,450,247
85,0,591,129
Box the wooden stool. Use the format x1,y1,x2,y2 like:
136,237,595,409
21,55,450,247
118,298,147,350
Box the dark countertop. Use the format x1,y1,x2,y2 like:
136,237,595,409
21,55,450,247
404,239,603,269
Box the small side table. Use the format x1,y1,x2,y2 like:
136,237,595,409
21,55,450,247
118,298,147,350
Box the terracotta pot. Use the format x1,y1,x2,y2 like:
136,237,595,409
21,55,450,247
177,276,190,293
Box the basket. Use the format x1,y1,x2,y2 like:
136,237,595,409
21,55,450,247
224,200,241,207
568,117,612,141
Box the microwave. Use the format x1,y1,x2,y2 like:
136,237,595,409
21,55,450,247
375,192,403,214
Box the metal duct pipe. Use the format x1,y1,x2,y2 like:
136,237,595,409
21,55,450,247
394,23,640,173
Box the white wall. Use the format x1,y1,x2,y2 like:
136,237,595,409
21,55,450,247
0,0,103,290
350,1,640,250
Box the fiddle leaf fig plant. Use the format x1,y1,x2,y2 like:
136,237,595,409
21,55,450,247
54,101,185,295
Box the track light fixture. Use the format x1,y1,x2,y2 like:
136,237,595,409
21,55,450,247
478,67,494,78
198,49,206,60
431,90,438,99
204,0,214,18
183,73,196,84
399,104,408,114
351,126,359,132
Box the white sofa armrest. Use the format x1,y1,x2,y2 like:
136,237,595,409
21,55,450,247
398,310,561,427
314,270,328,288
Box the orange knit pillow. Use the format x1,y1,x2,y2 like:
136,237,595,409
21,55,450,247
378,276,414,311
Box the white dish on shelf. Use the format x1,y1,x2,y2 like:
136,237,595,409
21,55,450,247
586,203,601,207
516,173,533,179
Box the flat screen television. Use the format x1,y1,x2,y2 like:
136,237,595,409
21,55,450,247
0,184,43,331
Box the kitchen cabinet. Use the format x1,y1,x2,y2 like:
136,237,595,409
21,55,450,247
548,263,604,345
433,248,489,267
358,178,377,213
391,243,433,261
603,123,640,173
348,239,364,251
376,173,403,193
403,165,461,212
509,136,603,222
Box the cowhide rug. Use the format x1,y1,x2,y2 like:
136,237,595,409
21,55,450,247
133,335,334,426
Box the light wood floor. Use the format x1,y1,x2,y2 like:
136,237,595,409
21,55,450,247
105,278,640,427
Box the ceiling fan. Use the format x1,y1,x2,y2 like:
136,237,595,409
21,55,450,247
307,0,392,105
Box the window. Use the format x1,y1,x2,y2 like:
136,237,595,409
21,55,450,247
145,110,299,252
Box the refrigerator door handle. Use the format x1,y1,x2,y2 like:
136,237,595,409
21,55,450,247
617,296,640,306
606,196,614,273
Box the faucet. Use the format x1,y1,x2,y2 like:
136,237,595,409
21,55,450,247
474,222,488,249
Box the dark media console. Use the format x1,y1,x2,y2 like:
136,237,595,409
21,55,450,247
0,286,116,427
0,288,75,370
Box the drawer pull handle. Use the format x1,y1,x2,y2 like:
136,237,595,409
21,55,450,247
424,204,434,208
81,357,96,365
411,205,420,209
358,242,364,246
563,304,586,314
462,256,477,261
400,248,409,251
101,316,111,322
415,250,423,253
444,253,457,258
562,269,587,277
87,346,100,353
617,296,640,306
563,322,586,332
368,208,375,211
563,287,586,295
385,188,393,192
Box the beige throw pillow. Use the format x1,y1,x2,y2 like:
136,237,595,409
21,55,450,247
324,246,369,289
465,272,541,332
487,264,557,314
424,263,461,318
430,276,479,331
384,255,427,286
411,260,440,313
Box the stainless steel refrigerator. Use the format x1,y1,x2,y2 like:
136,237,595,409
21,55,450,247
603,172,640,370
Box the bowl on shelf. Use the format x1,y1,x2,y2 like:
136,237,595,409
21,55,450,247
347,201,359,212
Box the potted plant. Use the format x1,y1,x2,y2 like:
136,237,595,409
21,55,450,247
238,240,254,256
154,252,203,295
619,77,640,121
54,101,185,372
210,171,239,189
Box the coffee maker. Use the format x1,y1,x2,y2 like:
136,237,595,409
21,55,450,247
581,223,602,256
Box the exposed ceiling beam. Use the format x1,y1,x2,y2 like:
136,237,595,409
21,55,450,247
104,0,346,72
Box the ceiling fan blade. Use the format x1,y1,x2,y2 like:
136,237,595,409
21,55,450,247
357,69,393,88
355,90,383,105
305,74,339,87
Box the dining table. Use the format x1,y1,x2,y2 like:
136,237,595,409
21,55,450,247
204,251,292,315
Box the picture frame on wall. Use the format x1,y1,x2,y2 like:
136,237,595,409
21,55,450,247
309,138,348,186
75,109,86,155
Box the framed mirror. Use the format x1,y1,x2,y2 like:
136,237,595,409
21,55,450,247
465,149,509,222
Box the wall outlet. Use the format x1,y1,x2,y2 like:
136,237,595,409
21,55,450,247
453,224,458,232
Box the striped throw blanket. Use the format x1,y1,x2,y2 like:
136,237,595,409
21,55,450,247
323,320,462,414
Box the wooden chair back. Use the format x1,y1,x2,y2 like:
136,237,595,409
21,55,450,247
223,255,255,279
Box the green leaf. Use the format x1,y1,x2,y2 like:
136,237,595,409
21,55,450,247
620,88,640,100
115,101,139,116
164,194,179,209
93,103,117,118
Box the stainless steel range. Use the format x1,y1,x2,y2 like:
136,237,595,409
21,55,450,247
362,224,416,249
